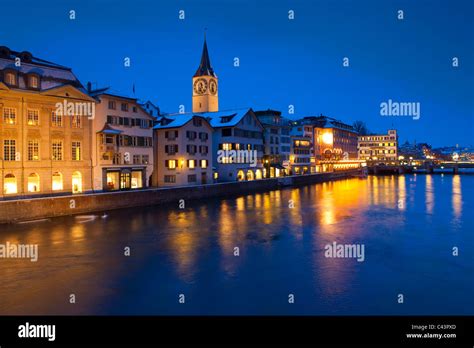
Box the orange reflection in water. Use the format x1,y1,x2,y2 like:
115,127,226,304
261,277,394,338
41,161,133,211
167,210,200,281
425,175,434,215
452,175,462,220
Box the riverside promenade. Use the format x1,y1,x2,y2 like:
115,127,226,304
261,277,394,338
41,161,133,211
0,169,364,224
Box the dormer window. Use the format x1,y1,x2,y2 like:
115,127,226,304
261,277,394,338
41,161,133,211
28,74,39,89
4,71,17,86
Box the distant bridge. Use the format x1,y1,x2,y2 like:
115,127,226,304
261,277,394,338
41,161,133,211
367,160,474,175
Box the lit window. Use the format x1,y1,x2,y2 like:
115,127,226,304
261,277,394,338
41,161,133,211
72,141,81,161
131,171,143,189
5,72,16,85
52,140,63,161
72,171,82,193
28,173,40,193
188,160,195,169
29,75,39,89
3,107,16,124
166,160,177,169
27,109,39,125
28,140,39,161
201,160,207,168
3,174,17,194
52,172,63,191
106,172,120,190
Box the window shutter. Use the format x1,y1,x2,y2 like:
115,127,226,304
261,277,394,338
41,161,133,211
165,145,168,153
175,131,178,138
165,160,169,167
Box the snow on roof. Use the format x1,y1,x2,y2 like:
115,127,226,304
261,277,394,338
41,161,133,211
154,108,254,130
196,108,254,128
0,58,81,91
90,87,137,101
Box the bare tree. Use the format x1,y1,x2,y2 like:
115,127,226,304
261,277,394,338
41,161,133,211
353,120,369,135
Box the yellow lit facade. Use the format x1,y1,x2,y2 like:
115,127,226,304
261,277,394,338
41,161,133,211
0,47,94,198
358,129,398,163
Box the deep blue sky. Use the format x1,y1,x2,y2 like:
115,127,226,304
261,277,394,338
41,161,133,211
2,0,473,146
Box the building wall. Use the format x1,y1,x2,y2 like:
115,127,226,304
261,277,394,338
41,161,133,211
154,119,213,187
314,127,358,160
290,136,312,174
0,88,93,199
91,95,154,191
358,130,398,162
212,112,264,182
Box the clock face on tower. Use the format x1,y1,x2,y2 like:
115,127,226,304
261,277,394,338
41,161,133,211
193,78,208,95
209,79,217,95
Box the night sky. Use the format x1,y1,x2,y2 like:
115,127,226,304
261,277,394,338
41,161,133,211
2,0,473,146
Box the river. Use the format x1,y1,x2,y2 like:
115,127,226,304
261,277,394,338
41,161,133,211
0,174,472,315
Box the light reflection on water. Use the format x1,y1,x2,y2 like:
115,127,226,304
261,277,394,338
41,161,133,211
0,175,472,315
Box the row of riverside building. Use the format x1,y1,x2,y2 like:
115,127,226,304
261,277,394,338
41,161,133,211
0,40,398,199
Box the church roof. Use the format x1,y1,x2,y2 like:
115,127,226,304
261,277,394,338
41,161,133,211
193,38,217,78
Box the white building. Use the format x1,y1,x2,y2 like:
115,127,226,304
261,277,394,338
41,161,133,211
358,129,398,163
153,114,213,186
199,108,265,182
89,88,154,191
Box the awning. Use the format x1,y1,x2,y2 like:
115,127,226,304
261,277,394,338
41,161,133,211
97,123,123,134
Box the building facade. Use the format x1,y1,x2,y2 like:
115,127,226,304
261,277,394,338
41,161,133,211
0,46,95,198
90,89,154,191
254,109,291,177
199,109,264,182
153,115,213,186
301,116,358,160
290,121,315,173
358,129,398,163
289,135,312,174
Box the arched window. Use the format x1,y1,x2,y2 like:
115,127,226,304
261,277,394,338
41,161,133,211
27,173,40,193
237,170,245,182
246,170,255,181
4,174,17,194
52,172,63,191
72,171,82,194
255,169,262,180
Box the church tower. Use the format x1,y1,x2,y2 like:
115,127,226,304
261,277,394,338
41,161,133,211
192,37,218,113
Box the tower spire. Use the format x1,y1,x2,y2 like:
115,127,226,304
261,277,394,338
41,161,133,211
194,33,216,78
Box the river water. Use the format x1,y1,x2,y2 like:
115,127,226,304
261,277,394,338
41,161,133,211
0,174,472,315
